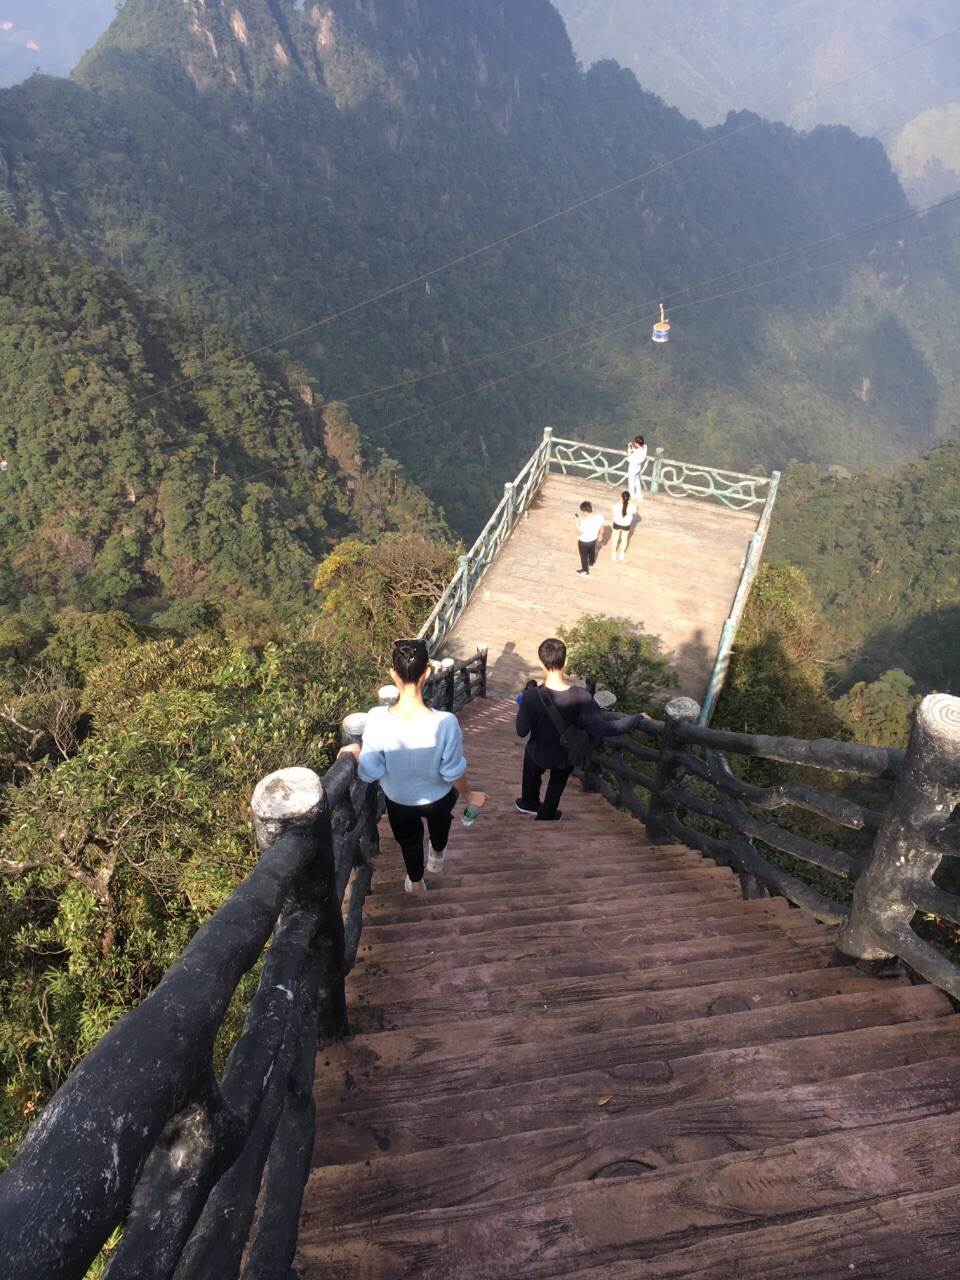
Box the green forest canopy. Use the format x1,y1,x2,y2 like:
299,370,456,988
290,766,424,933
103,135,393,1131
2,0,960,536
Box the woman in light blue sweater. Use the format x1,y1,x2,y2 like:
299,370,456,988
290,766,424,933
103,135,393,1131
338,639,488,893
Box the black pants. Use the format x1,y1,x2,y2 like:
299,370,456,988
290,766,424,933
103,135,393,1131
521,747,573,819
578,539,598,572
384,787,457,881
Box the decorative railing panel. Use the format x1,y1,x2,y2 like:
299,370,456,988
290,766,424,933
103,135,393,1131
0,653,486,1280
548,438,773,511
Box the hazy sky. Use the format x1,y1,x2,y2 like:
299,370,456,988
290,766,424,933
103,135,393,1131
0,0,116,85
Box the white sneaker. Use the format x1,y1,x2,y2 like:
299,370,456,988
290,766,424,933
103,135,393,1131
404,875,428,893
618,552,625,561
611,550,616,560
426,843,445,874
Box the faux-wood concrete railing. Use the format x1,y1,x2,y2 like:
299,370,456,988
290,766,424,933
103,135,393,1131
586,692,960,998
0,653,486,1280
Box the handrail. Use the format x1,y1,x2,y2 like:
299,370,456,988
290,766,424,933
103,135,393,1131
699,469,780,724
417,431,553,652
0,651,487,1280
584,692,960,996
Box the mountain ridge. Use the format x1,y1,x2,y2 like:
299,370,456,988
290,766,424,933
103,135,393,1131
1,0,959,536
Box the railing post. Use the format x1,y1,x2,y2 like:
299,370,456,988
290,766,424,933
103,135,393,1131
378,685,399,708
504,480,516,527
838,694,960,968
458,554,470,613
251,767,346,1039
646,696,700,843
440,657,456,710
649,446,664,496
476,644,488,698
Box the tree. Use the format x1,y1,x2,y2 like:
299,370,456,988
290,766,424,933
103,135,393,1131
556,614,679,713
312,532,459,696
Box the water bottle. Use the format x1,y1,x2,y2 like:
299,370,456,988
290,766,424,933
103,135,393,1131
461,802,480,827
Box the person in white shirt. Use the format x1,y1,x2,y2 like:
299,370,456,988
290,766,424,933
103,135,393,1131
611,490,638,560
575,501,604,575
626,435,647,500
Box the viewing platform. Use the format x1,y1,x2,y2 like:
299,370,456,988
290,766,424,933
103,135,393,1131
443,472,758,700
423,434,779,719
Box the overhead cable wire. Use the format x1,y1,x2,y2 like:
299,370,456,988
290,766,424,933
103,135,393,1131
358,219,960,441
337,191,960,408
154,192,960,463
129,19,960,411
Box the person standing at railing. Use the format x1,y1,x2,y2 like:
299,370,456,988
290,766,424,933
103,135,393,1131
610,490,638,561
337,639,489,893
626,435,647,500
575,501,604,576
515,637,651,821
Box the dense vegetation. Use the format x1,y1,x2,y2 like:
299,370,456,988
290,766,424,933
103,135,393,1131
0,217,456,1160
769,436,960,695
0,219,441,622
2,0,960,537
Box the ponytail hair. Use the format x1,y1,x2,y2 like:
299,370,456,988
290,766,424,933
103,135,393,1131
621,490,630,519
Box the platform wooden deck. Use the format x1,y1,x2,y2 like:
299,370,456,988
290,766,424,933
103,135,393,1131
297,697,960,1279
440,474,758,699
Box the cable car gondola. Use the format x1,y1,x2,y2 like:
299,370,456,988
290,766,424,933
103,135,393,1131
652,302,670,344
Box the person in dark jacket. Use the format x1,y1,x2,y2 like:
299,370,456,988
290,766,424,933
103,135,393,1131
515,637,651,821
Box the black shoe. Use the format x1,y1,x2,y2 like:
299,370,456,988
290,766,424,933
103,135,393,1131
535,810,563,821
576,569,589,576
515,799,540,816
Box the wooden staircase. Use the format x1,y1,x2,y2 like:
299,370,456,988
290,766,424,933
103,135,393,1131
295,698,960,1278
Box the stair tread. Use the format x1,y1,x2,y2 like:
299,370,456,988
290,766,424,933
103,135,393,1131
319,986,949,1118
297,1114,960,1279
561,1185,960,1279
348,930,834,995
306,1056,960,1227
347,963,889,1036
312,1016,960,1164
347,952,887,1031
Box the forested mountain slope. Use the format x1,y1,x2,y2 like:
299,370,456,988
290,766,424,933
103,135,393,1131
554,0,960,203
769,437,960,694
0,220,439,620
1,0,959,536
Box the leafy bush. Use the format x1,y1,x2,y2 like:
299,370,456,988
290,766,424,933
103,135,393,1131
556,614,679,713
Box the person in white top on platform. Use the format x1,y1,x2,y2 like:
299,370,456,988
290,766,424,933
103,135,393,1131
575,501,604,576
626,435,647,500
611,490,638,560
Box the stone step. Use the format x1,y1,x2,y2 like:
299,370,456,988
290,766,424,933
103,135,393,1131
347,963,883,1037
297,1114,960,1278
318,986,949,1121
346,950,875,1033
347,924,833,998
312,1015,960,1165
306,1055,960,1228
